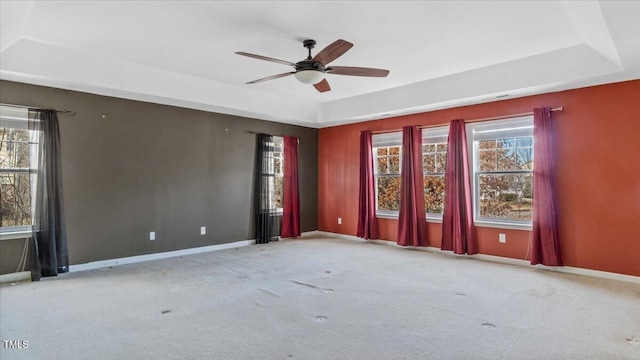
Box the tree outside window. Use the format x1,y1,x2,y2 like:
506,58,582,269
373,128,449,218
422,127,449,217
268,137,284,210
1,106,34,230
0,128,32,227
376,145,401,211
470,117,534,224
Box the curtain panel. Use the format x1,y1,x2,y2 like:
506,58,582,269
356,131,379,239
441,119,478,255
254,134,280,244
28,109,69,280
397,125,427,247
530,107,563,266
281,136,300,238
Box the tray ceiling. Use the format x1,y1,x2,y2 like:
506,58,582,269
1,1,638,127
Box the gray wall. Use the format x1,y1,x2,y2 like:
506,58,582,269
0,80,318,273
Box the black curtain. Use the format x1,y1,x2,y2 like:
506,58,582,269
28,109,68,280
254,134,280,244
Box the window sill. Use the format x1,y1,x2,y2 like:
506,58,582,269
376,213,398,220
0,230,31,241
474,221,532,231
374,216,528,230
375,214,443,223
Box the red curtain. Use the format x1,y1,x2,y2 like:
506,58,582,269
530,108,563,265
281,136,300,238
441,119,478,254
356,131,379,239
397,126,427,247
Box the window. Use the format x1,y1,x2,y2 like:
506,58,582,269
0,105,36,232
271,136,284,211
468,116,533,225
373,128,450,219
372,132,402,215
422,127,448,218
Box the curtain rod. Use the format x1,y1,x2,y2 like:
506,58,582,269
0,103,76,117
370,106,564,135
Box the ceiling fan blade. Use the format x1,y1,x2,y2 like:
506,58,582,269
246,72,295,84
313,78,331,92
327,66,390,77
235,52,297,67
312,39,353,66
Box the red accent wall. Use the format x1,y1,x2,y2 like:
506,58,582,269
318,80,640,277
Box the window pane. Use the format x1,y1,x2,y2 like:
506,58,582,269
436,143,447,152
424,144,435,153
516,148,533,170
424,175,445,214
1,129,30,169
273,158,281,175
377,156,389,174
479,149,497,171
388,146,400,156
496,147,517,171
478,140,496,150
1,128,29,143
478,173,532,221
377,148,388,156
497,138,515,148
516,137,532,147
0,172,32,227
274,176,283,209
435,152,447,172
389,155,400,173
377,176,401,211
423,154,435,172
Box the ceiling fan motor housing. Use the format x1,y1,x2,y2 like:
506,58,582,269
296,60,325,72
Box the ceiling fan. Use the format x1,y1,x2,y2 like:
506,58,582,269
235,39,389,93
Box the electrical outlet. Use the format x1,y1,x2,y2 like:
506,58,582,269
200,226,206,235
499,233,506,243
338,217,342,225
149,231,156,241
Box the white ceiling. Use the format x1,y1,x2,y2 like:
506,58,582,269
1,1,639,128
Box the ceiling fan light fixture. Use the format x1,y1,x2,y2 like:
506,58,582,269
294,70,325,85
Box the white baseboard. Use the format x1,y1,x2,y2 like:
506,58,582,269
13,230,635,284
300,230,319,237
316,231,640,284
5,231,320,277
69,239,255,273
0,271,31,284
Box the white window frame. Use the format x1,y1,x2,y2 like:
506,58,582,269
467,116,534,230
0,105,37,239
422,126,449,221
372,132,402,218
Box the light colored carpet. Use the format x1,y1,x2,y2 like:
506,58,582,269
1,236,639,359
